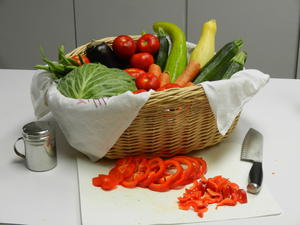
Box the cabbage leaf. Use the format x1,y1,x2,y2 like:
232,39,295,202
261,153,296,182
57,63,137,99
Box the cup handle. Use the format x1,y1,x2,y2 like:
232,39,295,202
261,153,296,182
14,137,25,158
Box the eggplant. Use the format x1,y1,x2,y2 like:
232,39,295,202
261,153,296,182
85,41,125,68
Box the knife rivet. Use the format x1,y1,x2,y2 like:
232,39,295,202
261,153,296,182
247,183,261,194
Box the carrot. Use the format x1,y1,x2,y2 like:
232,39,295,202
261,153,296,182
184,82,197,87
174,60,201,86
159,72,170,87
148,64,162,77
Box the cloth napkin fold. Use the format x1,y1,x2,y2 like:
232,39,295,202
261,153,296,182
46,84,151,161
201,69,270,135
30,69,269,161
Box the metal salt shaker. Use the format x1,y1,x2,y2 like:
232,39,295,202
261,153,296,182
14,121,57,172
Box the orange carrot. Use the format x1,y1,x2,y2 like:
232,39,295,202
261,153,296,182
148,64,162,77
184,82,197,87
159,72,170,87
175,60,201,86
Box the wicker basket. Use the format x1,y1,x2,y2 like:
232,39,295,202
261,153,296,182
66,36,240,159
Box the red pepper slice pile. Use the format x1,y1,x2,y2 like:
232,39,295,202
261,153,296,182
92,155,248,218
177,175,248,218
92,155,207,192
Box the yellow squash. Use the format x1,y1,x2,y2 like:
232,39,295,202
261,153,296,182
190,19,217,68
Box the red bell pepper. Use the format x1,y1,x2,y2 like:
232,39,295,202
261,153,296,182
171,156,194,188
148,159,183,192
92,174,118,190
138,157,165,188
177,175,248,218
121,157,151,188
109,156,136,183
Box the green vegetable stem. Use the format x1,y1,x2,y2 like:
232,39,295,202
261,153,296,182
34,45,80,79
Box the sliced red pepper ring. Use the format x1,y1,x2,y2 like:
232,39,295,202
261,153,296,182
181,156,201,180
182,156,207,180
195,157,207,177
109,156,136,184
92,174,118,191
121,157,151,188
171,156,194,188
148,159,183,192
138,157,165,188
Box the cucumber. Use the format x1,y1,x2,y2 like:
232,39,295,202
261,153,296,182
222,51,247,80
154,32,169,71
153,21,187,83
193,40,243,84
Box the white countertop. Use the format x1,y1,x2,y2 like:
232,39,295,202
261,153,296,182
1,69,300,225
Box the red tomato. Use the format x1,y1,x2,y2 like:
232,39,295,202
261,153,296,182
71,55,90,65
135,73,160,91
130,53,154,71
124,68,146,78
132,89,147,94
112,35,137,59
157,83,182,91
137,33,160,54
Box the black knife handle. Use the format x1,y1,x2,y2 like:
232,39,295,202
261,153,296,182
247,161,263,194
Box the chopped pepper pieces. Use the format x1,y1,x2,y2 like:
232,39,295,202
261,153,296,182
177,175,248,218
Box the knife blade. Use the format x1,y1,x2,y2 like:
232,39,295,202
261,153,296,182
241,128,263,194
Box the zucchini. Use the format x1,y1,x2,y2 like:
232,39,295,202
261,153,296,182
222,51,247,80
154,31,170,71
193,40,243,84
153,21,187,83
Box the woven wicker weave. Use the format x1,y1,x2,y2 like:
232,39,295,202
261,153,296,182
67,36,240,159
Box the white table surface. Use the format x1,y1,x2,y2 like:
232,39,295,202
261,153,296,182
1,69,300,225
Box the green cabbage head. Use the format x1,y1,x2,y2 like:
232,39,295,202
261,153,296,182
57,63,137,99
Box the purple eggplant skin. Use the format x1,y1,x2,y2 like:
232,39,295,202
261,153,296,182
85,42,126,69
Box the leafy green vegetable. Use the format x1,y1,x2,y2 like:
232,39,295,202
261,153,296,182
34,45,80,79
57,63,137,99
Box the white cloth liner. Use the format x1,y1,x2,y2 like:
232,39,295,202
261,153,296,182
201,69,270,135
31,69,269,161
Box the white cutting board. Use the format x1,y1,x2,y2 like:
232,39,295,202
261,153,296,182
77,140,281,225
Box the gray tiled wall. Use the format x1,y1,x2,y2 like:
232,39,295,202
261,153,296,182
0,0,299,79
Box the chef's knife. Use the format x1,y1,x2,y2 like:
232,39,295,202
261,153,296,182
241,128,263,194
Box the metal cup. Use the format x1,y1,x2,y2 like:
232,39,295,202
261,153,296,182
14,121,57,172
